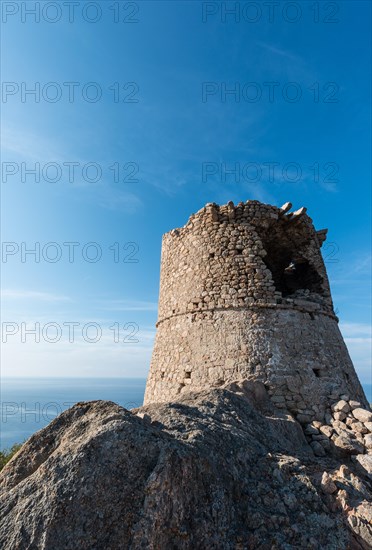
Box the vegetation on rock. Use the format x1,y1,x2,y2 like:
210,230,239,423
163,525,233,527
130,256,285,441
0,444,22,471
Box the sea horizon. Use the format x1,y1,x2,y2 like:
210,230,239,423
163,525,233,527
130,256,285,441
1,377,371,451
0,377,147,451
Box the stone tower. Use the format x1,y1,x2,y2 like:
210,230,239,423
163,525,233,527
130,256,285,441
144,200,368,423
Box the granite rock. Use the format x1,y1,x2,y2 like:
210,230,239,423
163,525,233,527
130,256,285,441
0,388,371,550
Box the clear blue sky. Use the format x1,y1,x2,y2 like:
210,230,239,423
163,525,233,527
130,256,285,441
1,1,371,383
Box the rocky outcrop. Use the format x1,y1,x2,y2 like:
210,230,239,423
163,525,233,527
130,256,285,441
1,383,371,549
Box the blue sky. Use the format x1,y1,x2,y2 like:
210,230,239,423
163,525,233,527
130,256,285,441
1,1,371,384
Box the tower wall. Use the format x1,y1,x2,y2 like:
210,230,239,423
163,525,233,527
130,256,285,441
144,200,368,422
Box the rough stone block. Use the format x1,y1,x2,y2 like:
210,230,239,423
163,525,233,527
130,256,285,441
321,472,337,493
352,408,372,424
319,425,334,438
304,424,319,435
297,414,314,424
332,400,350,414
333,435,364,456
352,454,372,479
310,441,326,457
333,411,347,421
349,400,362,410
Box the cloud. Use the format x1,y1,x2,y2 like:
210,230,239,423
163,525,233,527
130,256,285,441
97,299,158,312
1,126,143,213
339,322,372,338
255,40,318,84
1,289,72,302
1,126,65,162
256,42,301,62
340,322,372,384
351,254,372,275
1,319,155,378
331,253,371,282
96,187,143,213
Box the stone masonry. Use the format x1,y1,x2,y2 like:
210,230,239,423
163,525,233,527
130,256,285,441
144,200,368,427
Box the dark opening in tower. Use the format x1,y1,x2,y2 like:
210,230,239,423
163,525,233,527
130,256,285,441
262,241,324,297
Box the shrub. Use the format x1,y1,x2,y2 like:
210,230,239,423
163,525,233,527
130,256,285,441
0,443,22,470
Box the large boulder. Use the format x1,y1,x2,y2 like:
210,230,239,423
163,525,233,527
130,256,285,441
0,387,371,549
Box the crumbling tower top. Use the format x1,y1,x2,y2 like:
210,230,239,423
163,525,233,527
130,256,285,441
157,199,333,326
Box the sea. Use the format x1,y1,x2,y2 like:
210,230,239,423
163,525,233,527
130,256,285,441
1,377,371,451
0,378,146,451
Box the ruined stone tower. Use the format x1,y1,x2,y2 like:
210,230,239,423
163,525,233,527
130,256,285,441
144,200,368,422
